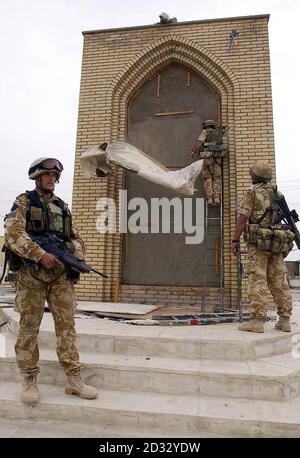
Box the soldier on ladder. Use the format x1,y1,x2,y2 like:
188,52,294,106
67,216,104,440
191,119,227,207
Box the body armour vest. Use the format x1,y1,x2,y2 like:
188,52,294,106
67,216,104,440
249,184,280,227
25,190,71,239
203,128,226,153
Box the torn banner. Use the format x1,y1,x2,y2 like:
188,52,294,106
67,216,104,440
80,141,203,196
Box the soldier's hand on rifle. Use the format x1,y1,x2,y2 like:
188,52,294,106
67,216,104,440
71,257,85,274
40,253,64,270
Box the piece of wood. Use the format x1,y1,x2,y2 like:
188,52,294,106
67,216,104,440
156,74,161,97
76,301,160,318
114,279,120,303
155,110,194,117
187,71,191,87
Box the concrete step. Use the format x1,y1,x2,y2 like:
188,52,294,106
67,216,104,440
1,343,299,401
4,309,300,361
0,416,230,438
1,381,300,438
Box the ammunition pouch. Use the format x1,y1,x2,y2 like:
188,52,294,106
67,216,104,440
203,157,213,167
204,143,227,153
244,224,295,257
2,245,22,272
66,268,80,283
270,229,295,258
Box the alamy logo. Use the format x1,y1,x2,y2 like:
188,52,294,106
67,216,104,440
95,190,205,245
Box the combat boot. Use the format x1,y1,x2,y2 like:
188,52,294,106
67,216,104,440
275,317,291,332
21,375,40,406
65,373,98,399
238,319,264,333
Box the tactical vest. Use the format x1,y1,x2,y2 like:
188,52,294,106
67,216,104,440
203,128,226,153
249,186,279,227
244,185,295,257
2,191,72,274
201,128,226,168
25,190,71,239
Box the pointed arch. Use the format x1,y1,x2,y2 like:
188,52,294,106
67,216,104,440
103,36,240,304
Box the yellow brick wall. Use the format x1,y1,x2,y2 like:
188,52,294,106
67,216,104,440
72,15,275,308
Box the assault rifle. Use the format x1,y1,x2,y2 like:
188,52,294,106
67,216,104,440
30,233,108,279
274,195,300,249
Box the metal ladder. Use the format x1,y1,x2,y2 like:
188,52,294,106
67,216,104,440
201,162,224,312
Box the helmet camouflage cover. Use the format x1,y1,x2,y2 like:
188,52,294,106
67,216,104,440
202,119,216,129
249,162,272,182
28,157,63,180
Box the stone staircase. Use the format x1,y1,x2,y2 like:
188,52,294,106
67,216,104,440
0,308,300,437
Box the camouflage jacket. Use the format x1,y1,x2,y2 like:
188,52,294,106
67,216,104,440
4,189,86,263
239,182,282,227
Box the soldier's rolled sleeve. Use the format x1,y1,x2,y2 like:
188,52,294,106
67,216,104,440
70,221,86,260
239,190,253,218
197,129,207,142
4,195,46,263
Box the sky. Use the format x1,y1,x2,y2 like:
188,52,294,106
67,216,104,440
0,0,299,260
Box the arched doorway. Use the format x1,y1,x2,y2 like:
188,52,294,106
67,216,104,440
123,64,221,286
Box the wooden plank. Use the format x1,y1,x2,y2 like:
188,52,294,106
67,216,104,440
156,74,161,97
76,301,160,317
155,110,194,117
187,71,191,87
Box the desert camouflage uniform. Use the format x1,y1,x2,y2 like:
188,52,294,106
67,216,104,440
4,189,85,378
239,182,292,320
198,129,223,203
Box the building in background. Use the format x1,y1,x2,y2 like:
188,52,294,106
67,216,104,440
72,14,275,310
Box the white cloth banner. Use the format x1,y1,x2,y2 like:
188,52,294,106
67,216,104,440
80,141,203,196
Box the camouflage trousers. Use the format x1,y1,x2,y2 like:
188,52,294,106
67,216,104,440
14,265,81,378
201,163,222,202
247,244,292,320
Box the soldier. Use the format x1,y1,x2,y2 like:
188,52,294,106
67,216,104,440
231,162,294,333
191,119,227,206
4,157,98,405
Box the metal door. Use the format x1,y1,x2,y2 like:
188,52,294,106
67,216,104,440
124,64,221,286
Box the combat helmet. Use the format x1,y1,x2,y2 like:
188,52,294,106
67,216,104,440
249,162,272,183
202,119,216,129
28,157,64,181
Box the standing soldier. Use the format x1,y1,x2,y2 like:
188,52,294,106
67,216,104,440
231,162,294,333
4,158,98,405
191,119,227,206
